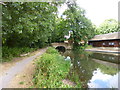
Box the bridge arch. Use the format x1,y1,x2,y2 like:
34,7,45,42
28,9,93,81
51,43,72,50
56,46,66,52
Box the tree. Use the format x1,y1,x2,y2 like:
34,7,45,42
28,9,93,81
62,1,95,48
96,19,119,35
2,2,58,47
51,17,69,43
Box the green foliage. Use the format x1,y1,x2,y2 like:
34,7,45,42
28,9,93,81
2,1,96,53
2,1,96,63
0,47,2,63
2,46,37,62
85,45,93,49
46,47,59,54
2,2,58,47
96,19,119,34
2,2,61,62
99,64,118,75
51,18,68,43
33,48,72,88
62,1,95,47
19,81,24,85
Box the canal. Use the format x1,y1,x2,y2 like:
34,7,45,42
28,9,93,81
61,49,120,88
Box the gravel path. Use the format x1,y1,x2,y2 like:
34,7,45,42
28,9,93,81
0,48,47,89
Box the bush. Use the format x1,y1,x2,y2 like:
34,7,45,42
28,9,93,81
0,47,2,62
33,48,71,88
2,46,37,62
85,45,93,49
46,47,59,54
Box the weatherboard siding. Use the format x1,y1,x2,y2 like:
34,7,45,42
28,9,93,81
88,32,120,47
88,39,120,47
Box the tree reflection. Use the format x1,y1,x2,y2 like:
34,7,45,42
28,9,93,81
63,49,119,88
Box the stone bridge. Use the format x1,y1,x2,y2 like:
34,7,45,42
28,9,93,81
51,43,72,50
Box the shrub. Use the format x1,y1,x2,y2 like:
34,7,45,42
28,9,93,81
2,46,37,62
85,45,93,49
46,47,59,54
33,48,71,88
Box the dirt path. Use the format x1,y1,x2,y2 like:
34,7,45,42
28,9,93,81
0,48,47,89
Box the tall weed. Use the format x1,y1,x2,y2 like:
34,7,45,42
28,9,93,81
33,47,71,88
2,46,37,62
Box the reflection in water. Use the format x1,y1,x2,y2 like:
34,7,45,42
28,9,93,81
62,50,119,88
65,56,71,61
88,68,119,88
90,52,120,64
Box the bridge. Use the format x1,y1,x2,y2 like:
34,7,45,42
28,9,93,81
51,43,72,50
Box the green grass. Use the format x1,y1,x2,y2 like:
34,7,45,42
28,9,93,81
2,46,37,62
46,47,59,54
33,47,73,88
19,81,24,85
0,46,2,63
85,45,93,49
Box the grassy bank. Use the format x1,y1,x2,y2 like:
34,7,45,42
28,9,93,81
2,46,38,62
33,47,72,88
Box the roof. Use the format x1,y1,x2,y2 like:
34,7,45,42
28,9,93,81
89,32,120,41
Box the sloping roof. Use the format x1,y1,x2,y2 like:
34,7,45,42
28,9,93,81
89,32,120,41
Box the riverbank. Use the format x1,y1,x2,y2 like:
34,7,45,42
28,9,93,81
85,47,120,54
33,47,73,88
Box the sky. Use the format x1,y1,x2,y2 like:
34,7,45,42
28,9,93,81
76,0,119,26
88,68,119,88
58,0,119,27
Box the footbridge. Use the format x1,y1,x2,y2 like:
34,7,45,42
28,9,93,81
51,43,72,50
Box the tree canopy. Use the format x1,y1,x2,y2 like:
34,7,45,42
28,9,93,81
62,1,95,47
2,1,95,49
96,19,120,35
2,2,58,47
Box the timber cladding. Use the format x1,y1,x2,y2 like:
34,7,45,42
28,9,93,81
88,39,120,47
88,32,120,47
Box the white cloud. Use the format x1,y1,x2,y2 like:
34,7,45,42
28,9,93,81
88,68,119,88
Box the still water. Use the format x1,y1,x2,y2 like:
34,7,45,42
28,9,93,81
62,50,119,88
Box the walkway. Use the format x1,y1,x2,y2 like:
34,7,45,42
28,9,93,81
0,48,47,89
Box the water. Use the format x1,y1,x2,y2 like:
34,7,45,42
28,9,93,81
62,49,120,88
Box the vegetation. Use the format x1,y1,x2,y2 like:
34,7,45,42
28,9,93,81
85,45,93,49
2,2,59,62
2,1,96,62
0,47,1,63
19,81,24,85
98,64,118,75
62,1,95,47
95,19,120,35
33,47,72,88
1,1,119,88
2,47,37,62
2,2,58,48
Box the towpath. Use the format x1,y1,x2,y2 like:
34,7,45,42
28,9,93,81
0,48,47,89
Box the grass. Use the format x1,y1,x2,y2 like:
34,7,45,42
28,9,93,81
85,45,93,49
32,47,73,88
19,81,24,85
2,46,38,62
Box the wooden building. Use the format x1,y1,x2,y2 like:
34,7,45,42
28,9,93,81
88,32,120,47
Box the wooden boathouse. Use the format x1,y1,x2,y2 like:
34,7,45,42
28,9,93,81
88,32,120,47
